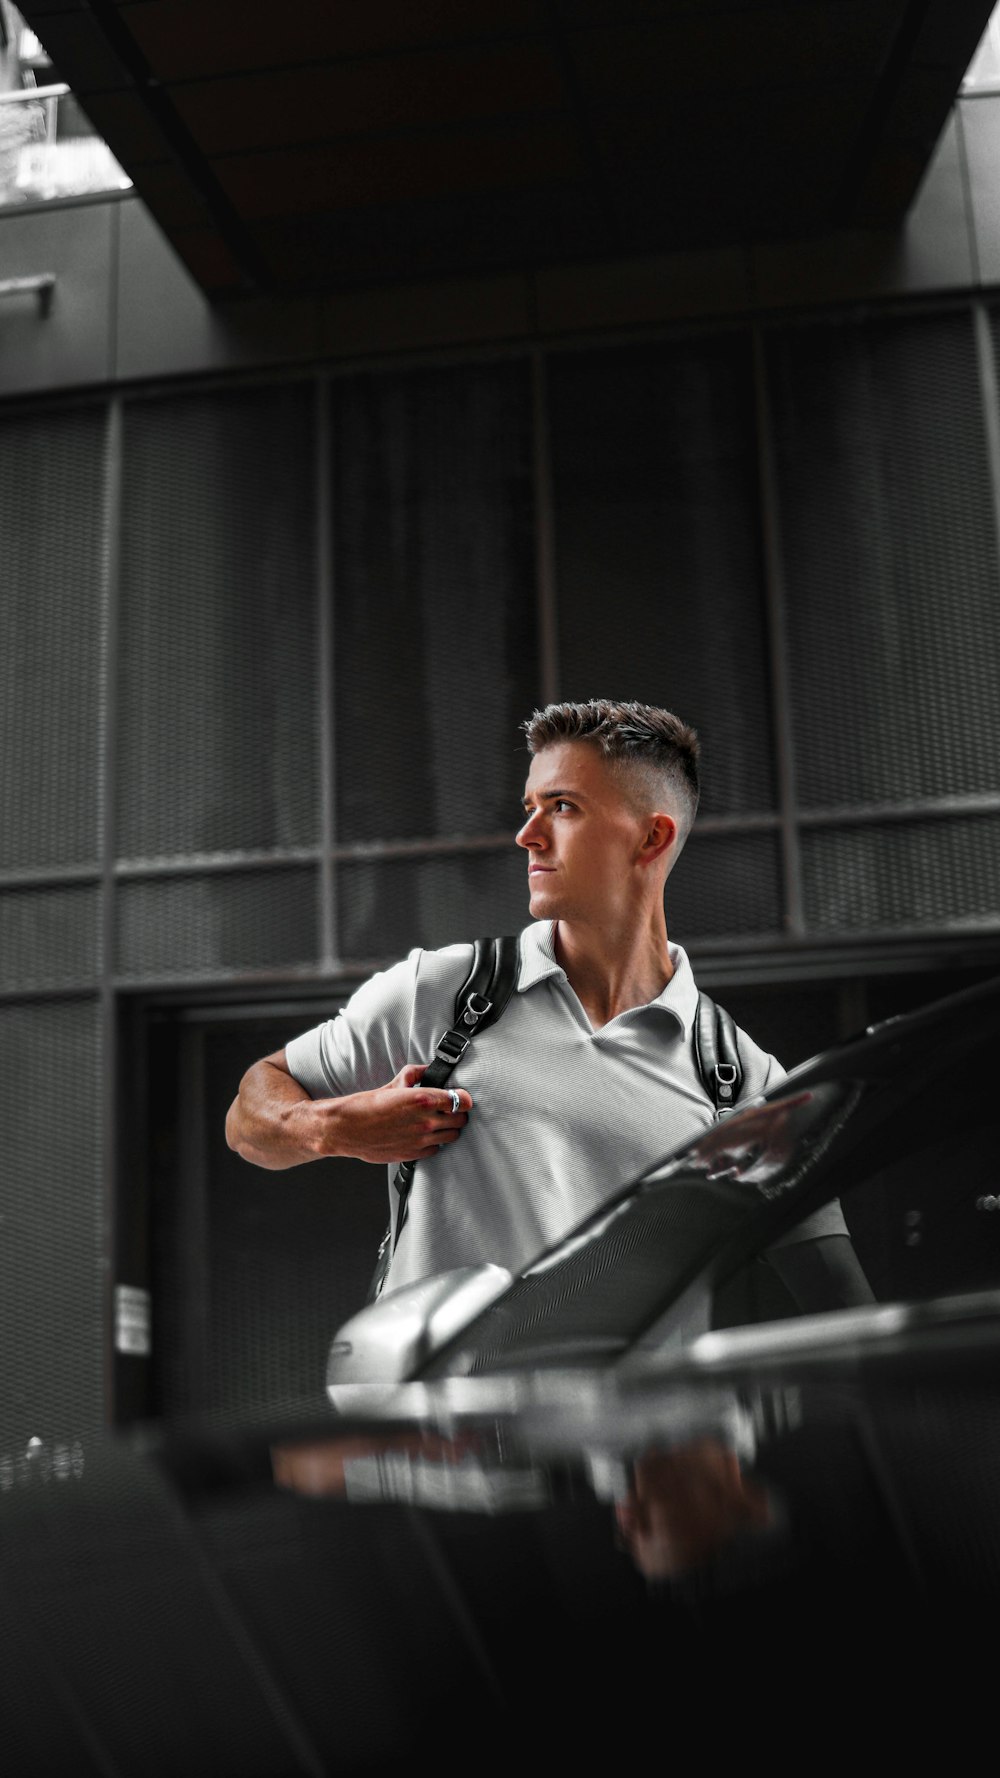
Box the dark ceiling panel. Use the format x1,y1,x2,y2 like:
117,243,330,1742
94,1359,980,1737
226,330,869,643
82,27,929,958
566,4,905,101
210,116,583,221
120,0,550,82
167,43,568,157
14,0,998,298
251,185,611,289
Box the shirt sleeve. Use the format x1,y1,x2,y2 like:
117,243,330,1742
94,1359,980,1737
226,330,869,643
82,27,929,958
284,951,422,1100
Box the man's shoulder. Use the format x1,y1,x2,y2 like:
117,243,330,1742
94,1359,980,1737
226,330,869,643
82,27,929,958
343,928,530,1020
410,938,481,1001
340,939,475,1015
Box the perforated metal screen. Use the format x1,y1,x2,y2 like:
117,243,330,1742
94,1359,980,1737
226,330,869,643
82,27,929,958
331,358,538,845
0,883,98,994
767,308,1000,810
115,868,318,980
802,813,1000,933
337,849,527,961
0,405,104,872
666,830,783,941
0,998,104,1447
547,334,777,821
117,384,319,861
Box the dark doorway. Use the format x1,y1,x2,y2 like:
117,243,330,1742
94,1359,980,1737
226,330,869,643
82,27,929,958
134,996,386,1427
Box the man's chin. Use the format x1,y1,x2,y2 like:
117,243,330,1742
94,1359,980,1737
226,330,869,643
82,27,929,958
527,881,565,922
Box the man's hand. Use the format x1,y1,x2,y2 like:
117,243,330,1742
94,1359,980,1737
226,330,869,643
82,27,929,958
226,1051,472,1170
293,1063,473,1165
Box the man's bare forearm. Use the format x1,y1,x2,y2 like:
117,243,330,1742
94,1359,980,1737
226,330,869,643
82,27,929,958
225,1054,328,1169
225,1051,475,1170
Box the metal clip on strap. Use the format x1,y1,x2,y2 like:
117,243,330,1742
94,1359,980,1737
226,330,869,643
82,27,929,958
714,1061,738,1103
434,1028,470,1066
462,992,493,1029
435,991,494,1062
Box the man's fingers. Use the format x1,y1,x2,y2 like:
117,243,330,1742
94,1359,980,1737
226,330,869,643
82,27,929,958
396,1063,427,1088
390,1067,472,1115
414,1089,473,1114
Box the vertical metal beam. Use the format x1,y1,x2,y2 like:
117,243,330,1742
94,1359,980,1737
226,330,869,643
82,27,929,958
531,349,560,707
316,375,337,973
98,396,123,1423
751,327,805,938
972,302,1000,568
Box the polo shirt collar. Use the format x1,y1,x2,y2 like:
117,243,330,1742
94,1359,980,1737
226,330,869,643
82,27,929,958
517,921,698,1035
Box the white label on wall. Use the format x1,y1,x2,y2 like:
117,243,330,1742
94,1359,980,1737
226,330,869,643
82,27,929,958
115,1284,151,1356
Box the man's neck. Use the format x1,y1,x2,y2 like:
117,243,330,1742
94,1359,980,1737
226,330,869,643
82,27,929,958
552,915,674,1031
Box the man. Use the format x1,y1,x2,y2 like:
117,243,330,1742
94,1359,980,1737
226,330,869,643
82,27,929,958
226,699,870,1309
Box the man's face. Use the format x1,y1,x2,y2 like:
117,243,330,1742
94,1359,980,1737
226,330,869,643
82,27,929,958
516,740,664,926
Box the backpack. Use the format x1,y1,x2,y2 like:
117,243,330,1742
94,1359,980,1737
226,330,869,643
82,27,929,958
367,934,744,1302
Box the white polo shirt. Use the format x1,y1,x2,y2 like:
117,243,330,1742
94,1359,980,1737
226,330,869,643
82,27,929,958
286,921,846,1292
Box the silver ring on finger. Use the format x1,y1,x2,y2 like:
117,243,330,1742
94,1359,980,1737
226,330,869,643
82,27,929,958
447,1089,461,1114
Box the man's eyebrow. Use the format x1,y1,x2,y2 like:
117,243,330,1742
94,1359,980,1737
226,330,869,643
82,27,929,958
521,787,586,806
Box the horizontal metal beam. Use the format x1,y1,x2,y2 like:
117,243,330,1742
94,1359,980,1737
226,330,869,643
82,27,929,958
2,791,999,894
0,84,68,104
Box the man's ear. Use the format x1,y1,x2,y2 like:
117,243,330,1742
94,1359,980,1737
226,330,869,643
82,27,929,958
639,812,677,866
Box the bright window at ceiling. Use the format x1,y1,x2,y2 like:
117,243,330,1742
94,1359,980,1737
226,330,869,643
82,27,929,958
0,0,131,207
963,3,1000,91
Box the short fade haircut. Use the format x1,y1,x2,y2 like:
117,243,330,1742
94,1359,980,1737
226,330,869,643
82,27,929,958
522,699,700,852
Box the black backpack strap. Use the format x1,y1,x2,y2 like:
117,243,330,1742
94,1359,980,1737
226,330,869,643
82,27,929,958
417,934,520,1090
694,991,743,1115
367,936,520,1301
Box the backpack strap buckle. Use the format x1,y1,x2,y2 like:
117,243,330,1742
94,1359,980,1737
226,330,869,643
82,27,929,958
435,1028,471,1066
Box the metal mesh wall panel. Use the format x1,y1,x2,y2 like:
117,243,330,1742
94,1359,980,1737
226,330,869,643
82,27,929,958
546,335,776,819
0,406,105,871
331,359,538,843
337,848,527,961
666,829,783,940
0,884,98,991
115,869,318,979
0,997,103,1445
802,815,1000,932
117,385,318,860
768,310,1000,809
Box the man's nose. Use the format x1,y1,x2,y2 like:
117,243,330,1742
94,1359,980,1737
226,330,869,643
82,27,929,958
516,811,545,847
